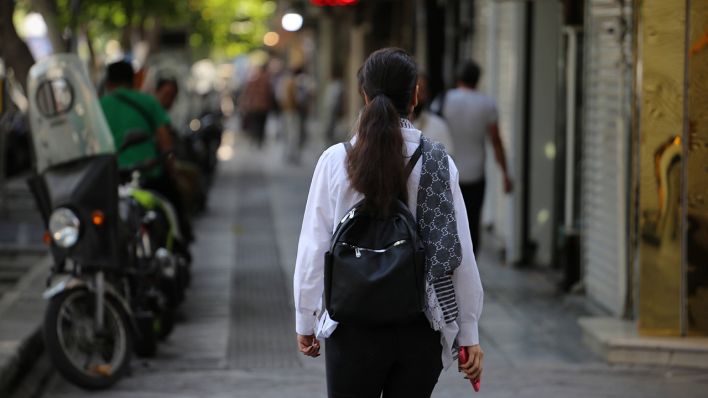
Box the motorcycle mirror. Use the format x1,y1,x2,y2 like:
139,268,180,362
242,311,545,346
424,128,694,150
118,130,151,153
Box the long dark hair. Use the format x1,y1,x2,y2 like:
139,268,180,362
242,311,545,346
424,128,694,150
347,48,417,215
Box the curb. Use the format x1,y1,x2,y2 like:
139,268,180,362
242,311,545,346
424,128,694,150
0,326,45,397
0,246,48,255
0,256,51,397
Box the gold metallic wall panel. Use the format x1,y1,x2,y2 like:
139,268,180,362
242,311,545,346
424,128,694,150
637,0,686,336
686,0,708,336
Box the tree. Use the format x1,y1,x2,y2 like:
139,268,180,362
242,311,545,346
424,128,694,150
11,0,277,72
0,0,35,91
188,0,277,59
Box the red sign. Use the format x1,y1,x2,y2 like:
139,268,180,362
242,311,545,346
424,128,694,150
310,0,359,6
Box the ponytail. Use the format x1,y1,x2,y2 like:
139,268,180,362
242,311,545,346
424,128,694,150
346,48,417,216
347,94,407,215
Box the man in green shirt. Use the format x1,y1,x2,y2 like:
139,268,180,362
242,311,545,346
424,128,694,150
100,60,192,242
101,61,172,178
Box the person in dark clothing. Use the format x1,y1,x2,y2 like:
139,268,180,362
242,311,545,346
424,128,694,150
239,64,274,148
155,78,179,111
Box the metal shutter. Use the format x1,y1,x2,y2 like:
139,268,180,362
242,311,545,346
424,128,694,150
582,0,633,315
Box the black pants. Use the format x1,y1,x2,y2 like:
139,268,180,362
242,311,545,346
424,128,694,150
246,111,268,148
460,179,486,254
325,316,442,398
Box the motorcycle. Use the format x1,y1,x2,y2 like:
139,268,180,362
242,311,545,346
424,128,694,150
168,125,210,215
191,108,223,178
121,167,192,312
25,54,177,389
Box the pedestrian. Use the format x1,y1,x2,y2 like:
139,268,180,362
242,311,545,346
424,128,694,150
435,60,512,253
239,63,274,148
293,48,484,398
411,74,454,155
278,65,311,163
294,66,312,150
322,66,345,146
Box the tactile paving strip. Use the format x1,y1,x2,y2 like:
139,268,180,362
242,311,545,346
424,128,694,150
228,172,301,369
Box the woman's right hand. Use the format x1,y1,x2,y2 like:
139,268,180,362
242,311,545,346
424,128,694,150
297,334,321,357
503,175,513,194
459,344,484,382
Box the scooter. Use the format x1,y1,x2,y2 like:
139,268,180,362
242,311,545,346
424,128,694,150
25,54,172,389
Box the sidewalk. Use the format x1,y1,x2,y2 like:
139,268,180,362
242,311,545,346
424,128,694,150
27,126,708,397
265,131,708,397
0,256,48,397
0,174,44,252
0,175,51,397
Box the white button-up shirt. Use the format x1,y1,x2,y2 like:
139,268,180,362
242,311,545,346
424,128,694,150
293,126,484,368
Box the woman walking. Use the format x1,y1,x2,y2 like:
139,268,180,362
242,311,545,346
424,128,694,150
293,48,484,397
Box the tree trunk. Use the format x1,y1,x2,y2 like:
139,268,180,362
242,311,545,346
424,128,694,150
29,0,66,53
0,0,36,91
120,0,135,54
82,24,99,81
145,16,162,58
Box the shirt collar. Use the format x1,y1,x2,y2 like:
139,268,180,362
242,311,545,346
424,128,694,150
351,118,422,145
401,118,422,144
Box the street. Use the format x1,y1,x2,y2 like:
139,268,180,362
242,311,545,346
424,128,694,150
1,1,708,396
37,131,708,398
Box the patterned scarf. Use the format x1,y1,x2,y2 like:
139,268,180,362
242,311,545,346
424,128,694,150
414,134,462,331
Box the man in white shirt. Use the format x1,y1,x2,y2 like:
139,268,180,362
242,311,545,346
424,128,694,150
439,61,512,253
411,74,454,155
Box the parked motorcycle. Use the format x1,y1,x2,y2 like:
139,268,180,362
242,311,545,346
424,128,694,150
191,108,223,178
121,168,192,311
25,54,177,389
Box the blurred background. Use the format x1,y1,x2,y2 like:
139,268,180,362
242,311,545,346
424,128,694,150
1,1,707,397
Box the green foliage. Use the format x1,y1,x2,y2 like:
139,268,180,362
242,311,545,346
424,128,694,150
22,0,276,60
188,0,277,59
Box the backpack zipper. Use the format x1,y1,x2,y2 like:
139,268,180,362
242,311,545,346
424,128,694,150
340,240,408,258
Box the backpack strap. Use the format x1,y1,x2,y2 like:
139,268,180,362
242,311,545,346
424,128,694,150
113,92,157,133
342,139,422,178
342,141,353,153
404,140,423,178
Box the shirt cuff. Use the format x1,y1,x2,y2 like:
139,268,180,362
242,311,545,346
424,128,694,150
295,309,318,336
457,320,480,346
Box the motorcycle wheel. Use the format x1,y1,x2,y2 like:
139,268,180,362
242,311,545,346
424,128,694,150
44,288,132,390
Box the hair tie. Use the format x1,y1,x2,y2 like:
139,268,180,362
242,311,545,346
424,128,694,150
368,91,387,100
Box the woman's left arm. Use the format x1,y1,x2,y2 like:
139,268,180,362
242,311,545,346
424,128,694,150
448,159,484,381
449,160,484,346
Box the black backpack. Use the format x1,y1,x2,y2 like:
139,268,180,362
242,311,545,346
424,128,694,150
324,142,426,325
